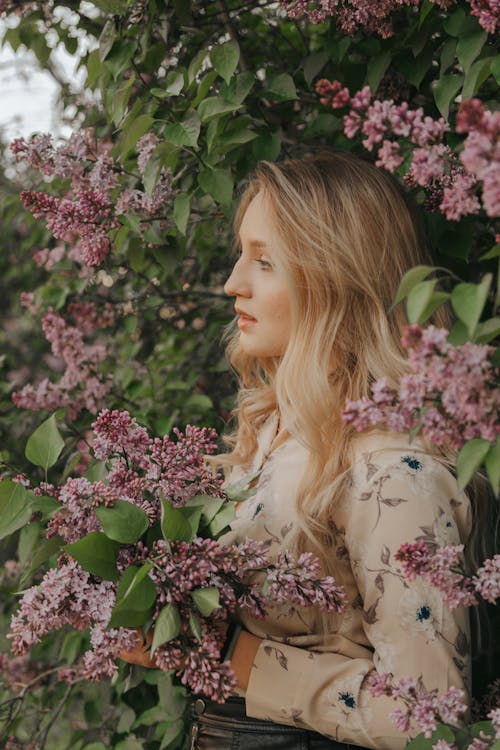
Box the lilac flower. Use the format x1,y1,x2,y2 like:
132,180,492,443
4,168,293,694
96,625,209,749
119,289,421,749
343,325,499,452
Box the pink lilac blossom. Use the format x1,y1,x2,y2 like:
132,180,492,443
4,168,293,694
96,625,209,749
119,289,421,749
367,673,468,737
12,305,114,420
11,129,173,268
395,541,499,607
277,0,498,35
488,708,500,738
316,81,498,220
8,412,346,701
342,325,499,451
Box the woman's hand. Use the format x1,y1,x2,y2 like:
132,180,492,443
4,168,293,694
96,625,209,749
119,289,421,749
230,630,262,691
119,628,156,669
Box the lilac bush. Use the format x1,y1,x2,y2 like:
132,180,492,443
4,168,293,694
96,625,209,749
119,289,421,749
5,410,345,703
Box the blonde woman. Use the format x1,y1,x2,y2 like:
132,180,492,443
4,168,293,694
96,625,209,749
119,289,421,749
126,153,474,750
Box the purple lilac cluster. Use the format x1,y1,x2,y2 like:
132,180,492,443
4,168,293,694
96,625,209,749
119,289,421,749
12,303,115,420
316,81,499,221
7,409,346,701
10,130,173,267
342,325,499,450
368,674,500,746
278,0,498,35
395,540,500,608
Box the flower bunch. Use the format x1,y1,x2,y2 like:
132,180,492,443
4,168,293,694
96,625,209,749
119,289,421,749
316,81,499,220
367,673,500,746
12,303,115,420
395,540,500,608
11,130,173,267
278,0,498,35
6,410,345,702
342,325,499,450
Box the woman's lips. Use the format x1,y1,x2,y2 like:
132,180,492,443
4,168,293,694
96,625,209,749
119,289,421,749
236,310,257,329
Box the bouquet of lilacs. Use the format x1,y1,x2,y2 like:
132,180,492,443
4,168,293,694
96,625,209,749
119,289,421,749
3,409,345,702
342,324,499,490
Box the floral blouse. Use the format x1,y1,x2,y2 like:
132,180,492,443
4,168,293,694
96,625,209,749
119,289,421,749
221,414,472,750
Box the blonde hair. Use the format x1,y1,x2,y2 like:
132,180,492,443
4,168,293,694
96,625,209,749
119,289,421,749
217,151,474,581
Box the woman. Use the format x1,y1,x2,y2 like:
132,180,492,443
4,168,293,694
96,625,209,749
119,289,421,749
125,152,474,750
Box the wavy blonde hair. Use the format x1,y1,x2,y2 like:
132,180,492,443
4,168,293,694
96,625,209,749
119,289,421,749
216,151,483,582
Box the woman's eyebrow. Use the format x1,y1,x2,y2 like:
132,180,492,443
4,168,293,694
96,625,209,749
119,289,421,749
238,238,268,249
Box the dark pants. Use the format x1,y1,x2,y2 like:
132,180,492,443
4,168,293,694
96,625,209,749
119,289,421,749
189,696,358,750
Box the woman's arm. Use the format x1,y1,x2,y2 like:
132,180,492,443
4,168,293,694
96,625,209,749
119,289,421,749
243,451,472,750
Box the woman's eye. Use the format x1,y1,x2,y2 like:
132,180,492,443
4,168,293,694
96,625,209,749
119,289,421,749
256,258,272,270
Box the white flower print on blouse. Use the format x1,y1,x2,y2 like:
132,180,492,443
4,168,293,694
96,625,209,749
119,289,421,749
369,624,397,673
326,671,373,730
390,452,444,494
398,583,443,642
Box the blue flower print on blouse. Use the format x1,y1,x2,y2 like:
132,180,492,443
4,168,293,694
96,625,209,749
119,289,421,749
339,692,357,710
401,454,423,471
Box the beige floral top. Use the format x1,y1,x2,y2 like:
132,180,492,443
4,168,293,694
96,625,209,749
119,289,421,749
221,414,472,750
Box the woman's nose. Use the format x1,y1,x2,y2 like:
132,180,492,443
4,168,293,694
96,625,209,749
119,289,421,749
224,259,251,298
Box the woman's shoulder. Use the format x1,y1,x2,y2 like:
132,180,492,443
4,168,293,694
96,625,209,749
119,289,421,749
348,429,463,499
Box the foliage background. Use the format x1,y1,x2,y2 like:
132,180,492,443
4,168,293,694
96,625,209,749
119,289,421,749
0,1,498,748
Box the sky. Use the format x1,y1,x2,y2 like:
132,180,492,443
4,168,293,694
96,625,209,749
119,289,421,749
0,10,94,144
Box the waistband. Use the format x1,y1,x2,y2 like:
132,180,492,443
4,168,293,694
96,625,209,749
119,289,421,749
190,696,358,746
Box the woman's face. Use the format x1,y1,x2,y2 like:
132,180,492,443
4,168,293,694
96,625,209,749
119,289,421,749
224,191,292,358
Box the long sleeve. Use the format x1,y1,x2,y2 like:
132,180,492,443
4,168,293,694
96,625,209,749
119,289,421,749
244,446,472,750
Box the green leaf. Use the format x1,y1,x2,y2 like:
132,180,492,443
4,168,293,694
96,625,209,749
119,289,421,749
451,274,492,337
457,30,487,73
224,469,261,502
456,439,491,490
120,114,155,159
433,74,463,119
164,110,201,148
210,40,240,85
367,50,391,94
161,499,193,542
109,563,156,628
393,265,436,306
303,113,342,138
443,8,479,36
112,75,136,126
20,536,63,583
462,56,493,98
173,193,191,235
485,438,500,496
418,291,450,324
302,50,328,87
198,167,233,207
99,19,116,62
18,522,40,566
31,494,60,519
221,72,255,104
65,532,120,581
406,725,456,750
474,316,500,344
189,612,202,641
252,132,281,160
207,501,236,537
25,413,65,471
191,587,220,617
186,494,225,525
264,73,297,101
152,70,184,97
95,500,149,544
406,279,438,324
0,481,32,540
491,56,500,85
151,604,181,654
480,243,500,260
183,505,204,536
198,96,241,123
105,39,137,79
440,38,457,75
